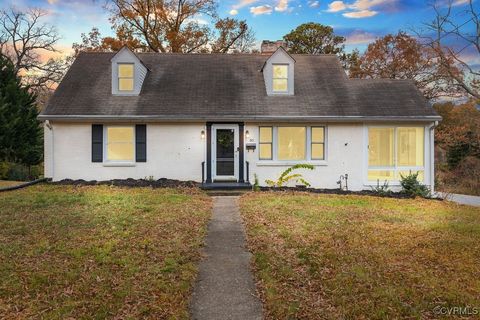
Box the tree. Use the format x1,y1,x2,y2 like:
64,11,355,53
0,54,42,168
418,0,479,99
0,7,69,94
350,32,456,100
283,22,359,72
104,0,255,53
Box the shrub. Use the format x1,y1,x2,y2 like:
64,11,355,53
370,179,391,196
265,164,315,188
0,161,43,181
400,172,430,198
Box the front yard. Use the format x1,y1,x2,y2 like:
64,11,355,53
0,185,211,319
241,192,480,319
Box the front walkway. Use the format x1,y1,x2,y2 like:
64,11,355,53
437,192,480,207
190,196,263,320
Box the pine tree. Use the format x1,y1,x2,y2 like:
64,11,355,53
0,53,42,168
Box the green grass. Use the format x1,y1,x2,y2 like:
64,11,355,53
240,192,480,319
0,184,211,319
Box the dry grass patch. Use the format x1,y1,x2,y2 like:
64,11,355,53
240,192,480,319
0,180,22,188
0,185,211,319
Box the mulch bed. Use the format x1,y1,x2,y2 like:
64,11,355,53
51,178,198,188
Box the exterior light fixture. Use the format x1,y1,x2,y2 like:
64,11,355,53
201,130,205,139
245,130,250,139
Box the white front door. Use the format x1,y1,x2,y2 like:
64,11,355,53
212,124,239,181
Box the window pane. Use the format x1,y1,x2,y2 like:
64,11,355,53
398,170,424,182
118,64,134,77
119,78,134,91
108,127,134,142
278,127,306,160
397,127,424,167
368,128,394,167
259,127,272,143
312,143,324,160
368,170,395,181
107,143,134,161
273,65,288,78
107,127,134,161
259,144,272,160
312,127,324,142
273,79,288,92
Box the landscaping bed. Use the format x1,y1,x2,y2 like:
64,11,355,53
240,192,480,319
0,185,211,319
258,186,417,199
52,178,198,188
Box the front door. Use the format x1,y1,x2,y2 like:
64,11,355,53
212,125,239,181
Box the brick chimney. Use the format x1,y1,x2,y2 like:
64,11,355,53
260,40,287,55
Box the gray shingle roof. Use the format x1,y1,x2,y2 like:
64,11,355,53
40,52,440,121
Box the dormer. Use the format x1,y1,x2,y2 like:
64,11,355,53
262,46,295,96
111,46,148,96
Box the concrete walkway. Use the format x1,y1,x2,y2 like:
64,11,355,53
190,196,263,320
437,192,480,207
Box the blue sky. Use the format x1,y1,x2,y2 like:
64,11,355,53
2,0,478,61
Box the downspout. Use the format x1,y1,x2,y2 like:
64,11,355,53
428,121,439,194
45,120,54,180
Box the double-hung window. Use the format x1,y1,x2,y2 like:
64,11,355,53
105,126,135,162
259,126,326,161
367,126,425,182
272,65,288,93
118,63,134,91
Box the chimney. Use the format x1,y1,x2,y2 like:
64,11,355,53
261,40,287,55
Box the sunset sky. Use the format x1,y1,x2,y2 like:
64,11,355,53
1,0,478,65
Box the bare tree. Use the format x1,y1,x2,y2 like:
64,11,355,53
105,0,255,53
0,7,69,93
418,0,479,99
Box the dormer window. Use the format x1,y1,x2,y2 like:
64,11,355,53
272,64,288,93
118,63,134,91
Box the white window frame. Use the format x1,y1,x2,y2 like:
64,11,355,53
118,63,135,92
272,64,289,93
364,125,427,185
257,125,328,165
103,125,136,166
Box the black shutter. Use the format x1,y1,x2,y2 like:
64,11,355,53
92,124,103,162
136,124,147,162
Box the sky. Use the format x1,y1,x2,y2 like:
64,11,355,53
1,0,479,64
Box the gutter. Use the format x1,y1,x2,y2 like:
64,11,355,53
38,114,443,123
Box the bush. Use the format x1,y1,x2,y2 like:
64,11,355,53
400,172,430,198
0,161,43,181
370,179,391,196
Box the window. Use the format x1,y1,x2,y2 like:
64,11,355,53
311,127,325,160
259,126,326,161
118,64,134,91
106,126,134,162
278,127,306,160
272,65,288,92
367,127,425,182
259,127,273,160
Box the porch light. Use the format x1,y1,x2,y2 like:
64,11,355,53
201,130,205,139
245,130,250,139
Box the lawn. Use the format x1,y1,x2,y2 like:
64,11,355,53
0,180,22,188
0,184,211,319
241,192,480,319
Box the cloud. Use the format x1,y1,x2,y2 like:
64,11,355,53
344,29,378,44
308,1,320,7
452,0,471,5
328,1,347,11
343,9,378,17
275,0,289,12
327,0,393,18
47,0,59,4
250,5,273,15
229,9,239,15
233,0,260,9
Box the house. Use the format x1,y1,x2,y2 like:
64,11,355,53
39,44,441,191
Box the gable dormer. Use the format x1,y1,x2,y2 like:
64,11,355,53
262,46,295,96
111,46,148,96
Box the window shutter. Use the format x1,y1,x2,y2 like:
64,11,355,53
136,124,147,162
92,124,103,162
